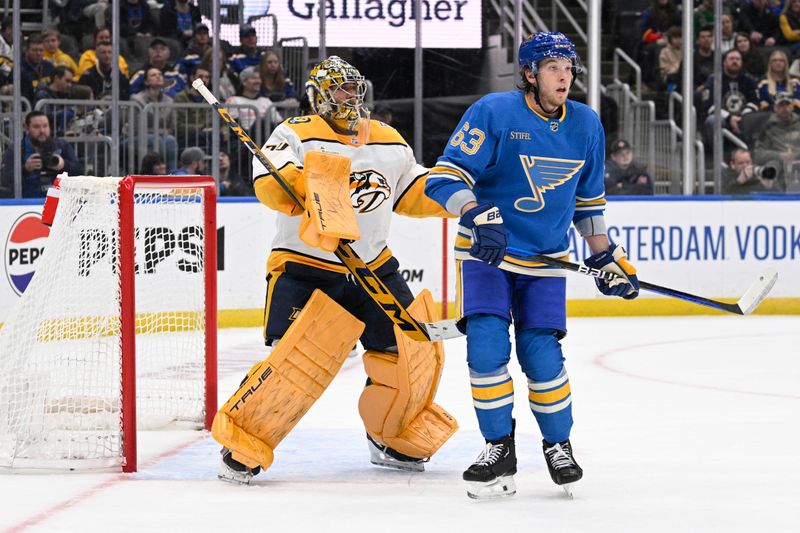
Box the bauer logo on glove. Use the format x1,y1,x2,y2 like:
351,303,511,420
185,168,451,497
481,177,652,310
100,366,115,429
583,243,640,299
458,202,508,266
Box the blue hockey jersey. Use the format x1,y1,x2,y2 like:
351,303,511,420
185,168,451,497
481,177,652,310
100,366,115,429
425,91,606,273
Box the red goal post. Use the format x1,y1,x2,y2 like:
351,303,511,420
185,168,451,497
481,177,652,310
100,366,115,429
0,175,217,473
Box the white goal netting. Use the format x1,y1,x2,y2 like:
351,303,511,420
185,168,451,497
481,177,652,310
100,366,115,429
0,176,211,470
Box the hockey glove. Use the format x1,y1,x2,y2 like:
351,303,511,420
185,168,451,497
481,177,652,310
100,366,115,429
584,243,640,299
459,202,507,266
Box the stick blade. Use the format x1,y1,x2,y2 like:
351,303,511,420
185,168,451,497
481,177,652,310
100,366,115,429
736,269,778,315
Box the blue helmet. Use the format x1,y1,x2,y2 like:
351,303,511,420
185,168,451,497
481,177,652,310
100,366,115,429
518,32,584,74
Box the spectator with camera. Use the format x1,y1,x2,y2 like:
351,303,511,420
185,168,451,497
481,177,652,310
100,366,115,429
604,139,655,195
753,91,800,186
722,148,781,194
1,111,83,198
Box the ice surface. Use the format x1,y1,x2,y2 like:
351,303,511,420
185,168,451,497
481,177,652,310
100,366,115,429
1,317,799,533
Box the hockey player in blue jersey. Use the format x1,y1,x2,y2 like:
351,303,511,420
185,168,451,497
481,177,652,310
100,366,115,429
425,32,640,500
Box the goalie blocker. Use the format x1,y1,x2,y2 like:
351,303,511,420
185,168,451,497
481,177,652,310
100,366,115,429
212,289,457,475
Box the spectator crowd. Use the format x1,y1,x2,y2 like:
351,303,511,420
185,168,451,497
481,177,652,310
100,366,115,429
630,0,800,194
0,1,300,197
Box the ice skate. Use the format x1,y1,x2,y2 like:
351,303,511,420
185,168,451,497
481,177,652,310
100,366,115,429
218,448,261,485
367,434,427,472
542,439,582,498
463,430,517,500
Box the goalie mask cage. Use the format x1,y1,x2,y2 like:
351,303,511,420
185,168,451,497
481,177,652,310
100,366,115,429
0,175,217,473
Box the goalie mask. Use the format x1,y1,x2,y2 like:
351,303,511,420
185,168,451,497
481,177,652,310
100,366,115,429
306,56,370,138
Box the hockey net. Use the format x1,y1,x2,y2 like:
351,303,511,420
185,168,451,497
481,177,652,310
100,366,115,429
0,175,217,472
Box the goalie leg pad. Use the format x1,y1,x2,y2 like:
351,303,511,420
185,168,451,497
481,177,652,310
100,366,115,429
212,289,365,470
298,150,360,252
358,289,458,459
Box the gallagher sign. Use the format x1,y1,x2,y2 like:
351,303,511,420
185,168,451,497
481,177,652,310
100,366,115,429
273,0,482,48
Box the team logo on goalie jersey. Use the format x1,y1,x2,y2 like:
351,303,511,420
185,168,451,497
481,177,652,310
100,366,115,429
350,170,391,213
4,212,50,296
514,155,584,213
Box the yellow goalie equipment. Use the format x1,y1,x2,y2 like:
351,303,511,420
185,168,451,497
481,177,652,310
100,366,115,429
359,289,458,459
211,289,365,470
298,150,360,252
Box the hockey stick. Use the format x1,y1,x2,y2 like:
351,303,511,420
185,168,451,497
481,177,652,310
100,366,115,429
193,80,461,341
507,250,777,315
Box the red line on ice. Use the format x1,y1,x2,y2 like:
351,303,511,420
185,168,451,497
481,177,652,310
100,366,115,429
592,331,800,400
5,433,208,533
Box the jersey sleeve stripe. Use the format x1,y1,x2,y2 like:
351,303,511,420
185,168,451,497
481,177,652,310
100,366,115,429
575,198,606,206
433,161,476,186
575,193,605,202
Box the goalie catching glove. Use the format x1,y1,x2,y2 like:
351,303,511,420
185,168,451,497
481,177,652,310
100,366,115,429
297,150,360,252
584,243,639,299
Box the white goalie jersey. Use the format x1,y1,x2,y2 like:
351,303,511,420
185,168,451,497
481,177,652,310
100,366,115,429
252,114,450,273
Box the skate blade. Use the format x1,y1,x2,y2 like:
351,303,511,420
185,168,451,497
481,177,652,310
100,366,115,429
218,464,253,485
368,440,425,472
561,483,574,499
466,475,517,501
369,457,425,472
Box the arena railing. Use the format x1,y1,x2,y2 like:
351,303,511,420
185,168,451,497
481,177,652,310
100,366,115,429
34,98,144,175
62,135,114,177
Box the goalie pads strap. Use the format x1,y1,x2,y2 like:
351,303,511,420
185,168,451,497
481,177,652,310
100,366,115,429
212,289,365,470
358,289,458,459
298,150,360,252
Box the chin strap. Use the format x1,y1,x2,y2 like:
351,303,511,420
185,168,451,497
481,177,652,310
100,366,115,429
531,80,560,117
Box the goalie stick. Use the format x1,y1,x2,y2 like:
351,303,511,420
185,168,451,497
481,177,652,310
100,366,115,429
507,250,777,315
193,80,461,341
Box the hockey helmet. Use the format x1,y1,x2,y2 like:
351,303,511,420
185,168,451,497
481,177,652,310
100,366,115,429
518,32,584,75
305,56,369,126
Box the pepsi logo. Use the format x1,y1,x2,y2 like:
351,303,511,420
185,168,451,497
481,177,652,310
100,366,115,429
5,212,49,296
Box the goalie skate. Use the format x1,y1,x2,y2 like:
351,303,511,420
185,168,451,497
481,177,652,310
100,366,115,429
367,434,427,472
218,448,261,485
